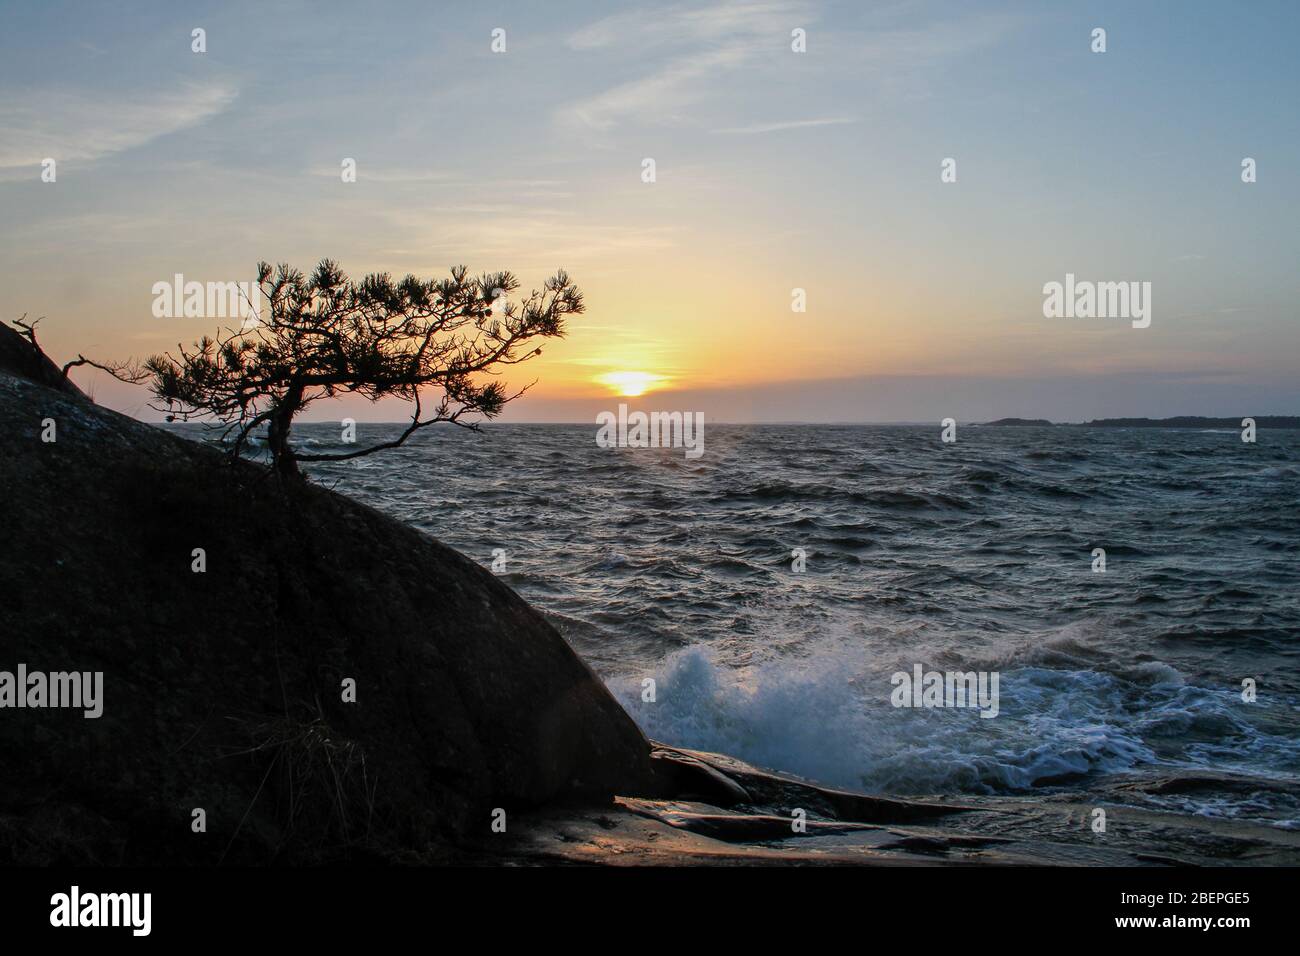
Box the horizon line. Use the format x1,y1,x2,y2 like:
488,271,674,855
157,414,1300,428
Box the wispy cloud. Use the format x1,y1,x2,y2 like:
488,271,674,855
306,164,459,184
559,2,1016,132
568,0,811,50
561,0,814,130
377,205,681,274
565,46,751,130
713,116,856,134
0,82,236,175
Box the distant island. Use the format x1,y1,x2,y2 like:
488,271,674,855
980,416,1300,428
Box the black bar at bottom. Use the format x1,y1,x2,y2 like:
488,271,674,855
0,865,1284,942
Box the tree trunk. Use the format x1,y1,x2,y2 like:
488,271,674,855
267,385,303,479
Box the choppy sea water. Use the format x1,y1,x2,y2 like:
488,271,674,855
183,422,1300,826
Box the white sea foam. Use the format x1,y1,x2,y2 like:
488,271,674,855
609,643,1256,797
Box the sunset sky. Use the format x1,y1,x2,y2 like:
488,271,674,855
2,0,1297,422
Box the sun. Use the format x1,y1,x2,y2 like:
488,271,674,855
597,371,665,397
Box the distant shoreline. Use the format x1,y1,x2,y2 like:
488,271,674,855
247,416,1300,429
978,416,1300,428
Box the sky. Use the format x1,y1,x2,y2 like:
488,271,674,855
1,0,1297,423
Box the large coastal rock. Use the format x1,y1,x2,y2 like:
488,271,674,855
0,324,658,863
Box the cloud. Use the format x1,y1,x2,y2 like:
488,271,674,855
413,217,679,264
561,0,814,130
566,46,751,130
0,82,236,173
373,200,681,275
560,2,1017,132
306,164,459,184
568,0,811,50
713,116,856,134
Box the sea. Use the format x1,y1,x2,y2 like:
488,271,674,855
192,421,1300,828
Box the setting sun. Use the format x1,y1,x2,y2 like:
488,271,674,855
597,371,665,397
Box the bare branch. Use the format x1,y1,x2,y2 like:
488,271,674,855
62,354,151,385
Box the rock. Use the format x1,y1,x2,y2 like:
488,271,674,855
649,749,752,806
651,745,973,823
0,323,85,398
0,333,659,864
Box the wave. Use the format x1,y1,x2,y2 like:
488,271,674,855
609,641,1296,816
719,482,974,511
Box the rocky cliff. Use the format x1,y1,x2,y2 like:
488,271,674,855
0,323,658,863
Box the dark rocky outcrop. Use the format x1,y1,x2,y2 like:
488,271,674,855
0,324,658,864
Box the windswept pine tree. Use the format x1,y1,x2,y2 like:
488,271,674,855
144,260,582,477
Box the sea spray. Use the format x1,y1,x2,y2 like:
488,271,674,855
611,646,1156,795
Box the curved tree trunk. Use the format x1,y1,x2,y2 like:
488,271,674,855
267,384,304,479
